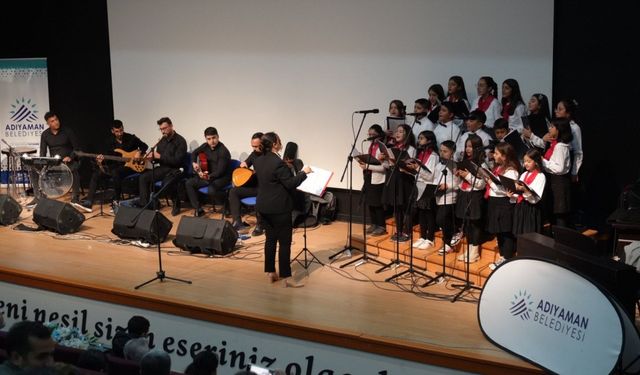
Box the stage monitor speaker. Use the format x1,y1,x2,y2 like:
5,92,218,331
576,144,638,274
112,206,172,244
173,216,238,255
0,194,22,225
33,198,85,234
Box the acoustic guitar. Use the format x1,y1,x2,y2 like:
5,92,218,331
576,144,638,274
75,149,146,173
232,167,255,187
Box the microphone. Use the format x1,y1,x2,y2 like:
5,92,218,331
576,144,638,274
365,135,381,141
354,109,379,114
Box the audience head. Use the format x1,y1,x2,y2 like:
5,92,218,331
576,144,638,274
123,337,150,363
140,349,171,375
185,351,219,375
6,320,55,370
127,316,150,338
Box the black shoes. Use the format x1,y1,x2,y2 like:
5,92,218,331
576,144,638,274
194,207,205,217
171,200,181,216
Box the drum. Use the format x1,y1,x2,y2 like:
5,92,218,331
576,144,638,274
1,146,37,156
232,167,256,187
39,163,73,198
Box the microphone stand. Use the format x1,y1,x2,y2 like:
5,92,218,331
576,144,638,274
422,165,466,287
451,166,482,302
340,140,385,268
329,112,367,260
385,162,430,282
135,146,192,289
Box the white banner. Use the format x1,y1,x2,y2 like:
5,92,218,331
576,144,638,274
0,282,468,375
478,258,640,374
0,58,49,185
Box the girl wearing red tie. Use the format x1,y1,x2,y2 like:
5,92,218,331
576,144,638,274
357,124,387,236
542,118,573,228
512,149,546,237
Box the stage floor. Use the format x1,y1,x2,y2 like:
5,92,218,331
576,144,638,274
0,199,541,374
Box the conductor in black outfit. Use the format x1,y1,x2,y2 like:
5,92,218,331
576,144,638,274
139,117,187,215
184,126,231,217
253,132,311,285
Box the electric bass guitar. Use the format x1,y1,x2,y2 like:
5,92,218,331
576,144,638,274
75,149,147,173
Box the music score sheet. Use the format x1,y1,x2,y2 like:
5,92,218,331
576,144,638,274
297,166,333,197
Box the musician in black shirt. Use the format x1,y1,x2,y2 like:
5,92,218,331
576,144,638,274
27,112,81,206
81,120,148,210
229,132,263,233
139,117,187,215
184,127,232,217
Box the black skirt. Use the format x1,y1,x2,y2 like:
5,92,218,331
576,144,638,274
545,172,571,214
362,172,384,207
382,168,414,207
455,190,484,221
486,196,514,233
416,191,435,210
513,201,542,235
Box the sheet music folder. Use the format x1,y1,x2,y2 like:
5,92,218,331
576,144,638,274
499,175,540,199
297,165,333,197
353,153,381,165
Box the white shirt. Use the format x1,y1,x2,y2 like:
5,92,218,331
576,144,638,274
434,121,461,147
487,168,519,203
455,128,492,161
517,170,546,204
459,162,487,192
415,150,439,201
569,120,583,176
506,102,527,132
360,142,386,185
471,96,502,128
433,161,460,205
542,142,571,175
409,116,435,141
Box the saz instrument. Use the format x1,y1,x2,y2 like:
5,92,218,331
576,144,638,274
75,149,146,173
232,167,255,187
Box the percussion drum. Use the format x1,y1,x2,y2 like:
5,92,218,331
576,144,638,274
39,163,73,198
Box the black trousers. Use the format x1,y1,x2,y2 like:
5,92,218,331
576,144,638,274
368,205,385,227
416,207,436,241
229,185,259,223
497,232,516,259
436,204,455,246
260,211,293,278
86,164,131,203
138,166,181,206
184,176,228,210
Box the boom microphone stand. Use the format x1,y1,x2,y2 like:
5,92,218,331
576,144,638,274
329,112,368,260
422,164,465,287
135,148,191,289
451,165,482,302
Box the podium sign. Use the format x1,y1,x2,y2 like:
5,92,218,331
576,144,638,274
478,258,640,374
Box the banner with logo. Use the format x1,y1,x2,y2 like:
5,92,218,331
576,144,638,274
0,58,49,185
0,282,467,375
478,258,640,374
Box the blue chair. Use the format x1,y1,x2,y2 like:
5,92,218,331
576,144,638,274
198,159,241,217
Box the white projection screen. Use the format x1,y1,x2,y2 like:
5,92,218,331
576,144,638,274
108,0,553,189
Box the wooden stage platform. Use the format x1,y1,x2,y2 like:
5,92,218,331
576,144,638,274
0,201,542,374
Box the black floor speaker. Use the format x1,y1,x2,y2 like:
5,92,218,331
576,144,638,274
0,194,22,225
33,198,85,234
173,216,238,255
112,206,172,244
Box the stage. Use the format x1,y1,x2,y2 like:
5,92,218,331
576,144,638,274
0,199,541,374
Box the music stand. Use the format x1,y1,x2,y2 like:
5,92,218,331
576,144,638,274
135,153,191,289
329,112,369,260
450,168,483,302
291,209,324,270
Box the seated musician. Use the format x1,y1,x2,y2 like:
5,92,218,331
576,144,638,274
138,117,187,215
80,120,148,211
184,126,231,217
283,142,311,226
27,112,81,208
229,132,263,234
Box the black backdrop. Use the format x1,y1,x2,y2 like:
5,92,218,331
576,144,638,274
2,0,638,229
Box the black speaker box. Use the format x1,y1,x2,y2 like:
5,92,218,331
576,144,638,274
0,194,22,225
112,206,172,244
33,199,85,234
173,216,238,255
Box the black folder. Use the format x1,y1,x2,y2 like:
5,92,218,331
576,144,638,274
503,130,528,160
354,153,381,165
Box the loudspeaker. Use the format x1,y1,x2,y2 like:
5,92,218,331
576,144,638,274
173,216,238,255
112,206,172,244
33,198,85,234
0,194,22,225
